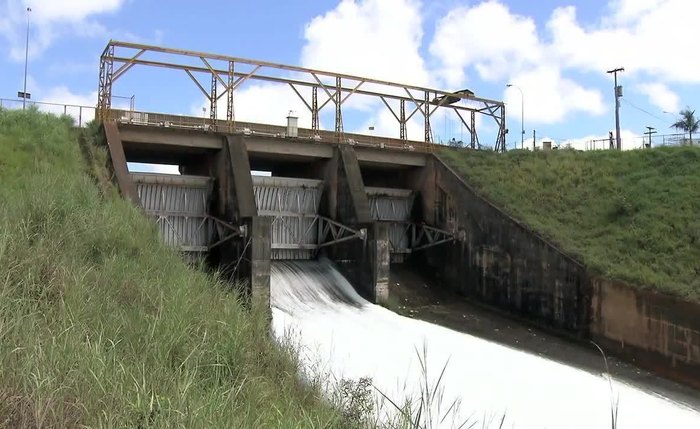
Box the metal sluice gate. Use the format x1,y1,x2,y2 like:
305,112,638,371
131,173,243,257
131,173,365,260
253,176,365,260
132,173,454,261
367,187,456,262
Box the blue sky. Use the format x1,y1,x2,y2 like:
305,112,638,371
1,0,697,150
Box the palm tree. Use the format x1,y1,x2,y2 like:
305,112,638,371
671,107,700,146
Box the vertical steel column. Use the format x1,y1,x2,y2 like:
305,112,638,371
498,105,507,152
335,76,343,142
399,99,406,141
470,110,477,149
97,44,114,121
424,90,431,143
226,60,234,133
210,72,217,130
311,86,319,132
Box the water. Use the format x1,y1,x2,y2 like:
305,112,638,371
271,259,700,428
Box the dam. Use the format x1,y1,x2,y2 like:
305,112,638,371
97,40,700,426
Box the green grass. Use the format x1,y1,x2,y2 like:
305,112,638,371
439,146,700,300
0,108,347,428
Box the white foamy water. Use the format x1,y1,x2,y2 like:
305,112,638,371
271,259,700,428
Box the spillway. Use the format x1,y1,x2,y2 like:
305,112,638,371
270,260,700,429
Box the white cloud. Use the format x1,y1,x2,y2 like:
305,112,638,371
430,1,542,86
547,128,640,151
0,0,124,60
637,82,679,113
428,0,700,128
301,0,430,87
430,1,605,127
548,1,700,83
37,86,97,124
505,66,606,124
189,82,315,129
187,0,433,138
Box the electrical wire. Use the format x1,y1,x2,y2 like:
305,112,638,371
621,98,669,123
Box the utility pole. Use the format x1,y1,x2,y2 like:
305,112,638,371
645,126,657,149
607,67,624,151
532,129,536,151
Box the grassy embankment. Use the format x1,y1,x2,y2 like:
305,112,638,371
0,108,347,427
440,147,700,300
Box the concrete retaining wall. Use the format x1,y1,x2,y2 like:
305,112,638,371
590,278,700,389
423,156,589,333
430,153,700,388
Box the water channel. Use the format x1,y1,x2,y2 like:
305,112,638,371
271,259,700,428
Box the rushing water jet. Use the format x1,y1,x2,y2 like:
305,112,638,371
271,259,700,428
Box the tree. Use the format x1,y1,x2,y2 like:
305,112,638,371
671,107,700,146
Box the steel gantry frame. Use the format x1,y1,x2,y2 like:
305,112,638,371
97,40,507,151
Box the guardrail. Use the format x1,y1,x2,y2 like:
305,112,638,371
0,98,96,127
107,108,438,153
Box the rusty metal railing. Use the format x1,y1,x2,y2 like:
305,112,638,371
107,108,439,153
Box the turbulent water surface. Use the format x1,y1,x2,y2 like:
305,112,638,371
270,260,700,428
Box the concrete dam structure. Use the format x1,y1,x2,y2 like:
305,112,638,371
104,118,456,306
98,40,700,398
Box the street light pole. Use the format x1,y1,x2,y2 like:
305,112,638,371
22,7,31,110
506,84,524,149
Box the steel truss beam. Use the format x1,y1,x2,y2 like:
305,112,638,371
388,222,456,253
98,40,506,148
265,213,366,253
145,210,244,252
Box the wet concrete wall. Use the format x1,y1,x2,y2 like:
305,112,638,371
421,156,589,333
426,153,700,388
210,136,269,307
324,146,389,304
590,278,700,389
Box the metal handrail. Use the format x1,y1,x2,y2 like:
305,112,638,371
0,97,96,127
108,108,437,152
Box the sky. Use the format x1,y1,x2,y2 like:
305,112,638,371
1,0,698,151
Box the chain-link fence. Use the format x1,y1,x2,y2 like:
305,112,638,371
0,98,96,127
557,133,694,152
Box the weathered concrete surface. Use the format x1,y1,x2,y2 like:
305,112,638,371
225,136,257,219
117,123,428,167
103,122,140,206
337,145,372,225
422,156,589,333
320,151,339,219
355,147,427,168
328,146,389,304
246,136,334,160
426,152,700,389
247,216,272,309
590,278,700,389
365,222,390,303
333,222,390,304
119,123,221,149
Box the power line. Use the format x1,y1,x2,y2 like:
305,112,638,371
621,98,668,123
